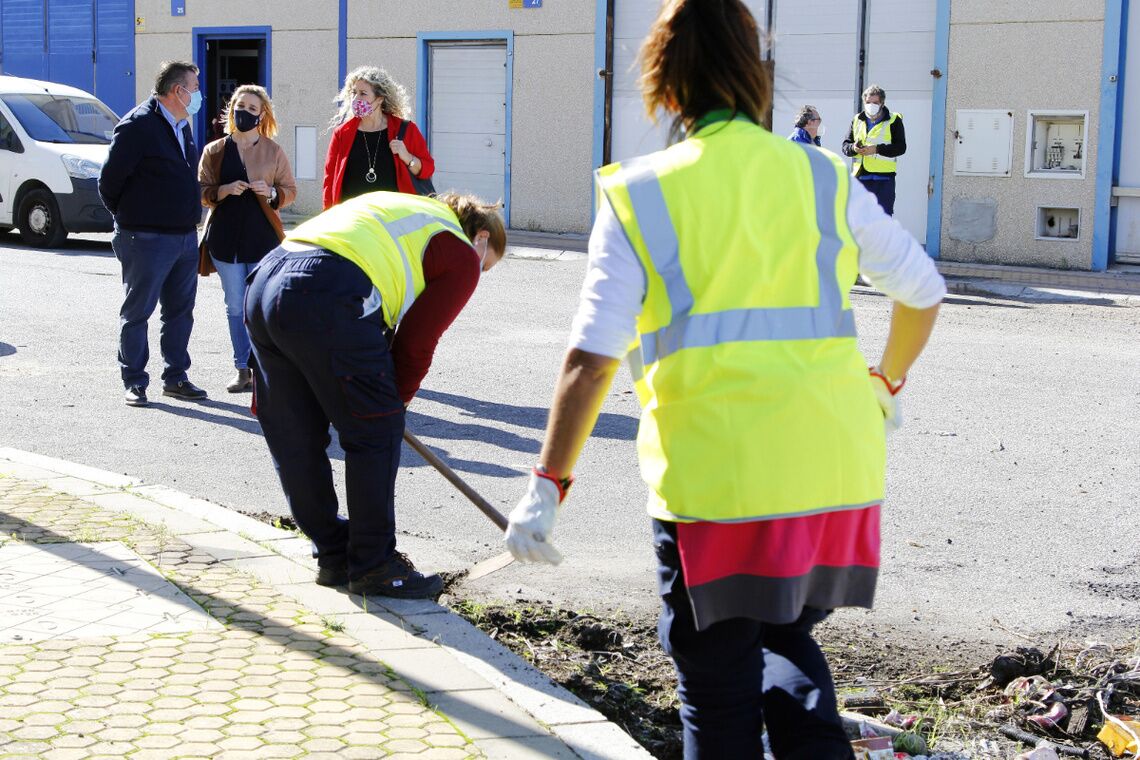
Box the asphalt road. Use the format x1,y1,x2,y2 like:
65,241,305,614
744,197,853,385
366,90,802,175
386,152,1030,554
2,231,1137,649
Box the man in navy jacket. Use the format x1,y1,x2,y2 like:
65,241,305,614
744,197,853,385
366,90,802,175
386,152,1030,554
99,60,208,407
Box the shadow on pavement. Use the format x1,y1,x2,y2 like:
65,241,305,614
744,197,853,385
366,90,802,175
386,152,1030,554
0,343,16,358
416,389,639,441
0,498,546,744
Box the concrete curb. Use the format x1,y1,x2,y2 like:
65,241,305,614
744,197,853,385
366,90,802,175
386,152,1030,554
0,447,654,760
943,278,1140,307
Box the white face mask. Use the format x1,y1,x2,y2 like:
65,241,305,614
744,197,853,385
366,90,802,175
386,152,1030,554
864,102,882,118
817,124,827,138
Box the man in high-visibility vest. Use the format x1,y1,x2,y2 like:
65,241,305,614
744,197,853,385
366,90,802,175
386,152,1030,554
842,84,907,216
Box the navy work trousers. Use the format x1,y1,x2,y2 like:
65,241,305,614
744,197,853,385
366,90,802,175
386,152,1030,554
245,248,403,579
113,227,199,389
653,520,855,760
859,174,896,216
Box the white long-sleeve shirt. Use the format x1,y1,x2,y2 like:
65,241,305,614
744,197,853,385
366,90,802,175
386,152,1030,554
568,177,947,359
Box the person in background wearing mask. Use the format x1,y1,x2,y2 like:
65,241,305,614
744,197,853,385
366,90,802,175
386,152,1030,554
842,84,906,216
788,105,823,146
198,85,298,393
99,60,208,408
322,66,435,209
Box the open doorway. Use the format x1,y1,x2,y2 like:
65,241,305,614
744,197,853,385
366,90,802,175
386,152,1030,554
193,27,271,145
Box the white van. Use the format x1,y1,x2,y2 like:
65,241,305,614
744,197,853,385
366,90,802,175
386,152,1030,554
0,75,120,247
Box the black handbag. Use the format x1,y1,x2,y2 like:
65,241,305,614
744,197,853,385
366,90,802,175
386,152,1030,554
397,120,436,196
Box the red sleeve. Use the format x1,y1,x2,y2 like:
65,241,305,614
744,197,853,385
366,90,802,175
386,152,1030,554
404,120,435,179
322,120,355,209
388,115,436,194
391,233,480,403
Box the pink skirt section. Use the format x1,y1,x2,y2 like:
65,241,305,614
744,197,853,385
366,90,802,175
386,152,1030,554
675,505,881,628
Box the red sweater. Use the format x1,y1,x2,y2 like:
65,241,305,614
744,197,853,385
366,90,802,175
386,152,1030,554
322,114,435,209
391,233,480,403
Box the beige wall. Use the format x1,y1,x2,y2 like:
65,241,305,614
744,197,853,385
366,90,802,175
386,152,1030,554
349,2,596,233
132,1,597,230
133,0,343,217
940,1,1105,268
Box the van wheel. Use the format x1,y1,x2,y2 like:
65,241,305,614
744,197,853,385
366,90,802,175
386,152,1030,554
18,189,68,248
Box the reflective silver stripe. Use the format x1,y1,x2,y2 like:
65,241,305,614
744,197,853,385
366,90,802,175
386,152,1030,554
627,347,646,382
622,145,854,368
622,162,694,318
370,211,465,321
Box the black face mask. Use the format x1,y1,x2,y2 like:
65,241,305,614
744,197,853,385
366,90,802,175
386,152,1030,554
234,109,260,134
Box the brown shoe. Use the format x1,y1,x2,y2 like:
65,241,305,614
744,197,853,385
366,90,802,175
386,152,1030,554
226,368,253,393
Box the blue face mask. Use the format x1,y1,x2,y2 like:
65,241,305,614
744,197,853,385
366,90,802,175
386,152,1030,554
181,86,202,116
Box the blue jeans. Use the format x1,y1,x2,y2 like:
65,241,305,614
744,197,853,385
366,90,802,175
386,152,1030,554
245,247,404,579
113,227,199,389
654,520,854,760
212,257,258,369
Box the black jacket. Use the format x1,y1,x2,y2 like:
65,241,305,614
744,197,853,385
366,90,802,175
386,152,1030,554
98,97,201,233
841,108,907,178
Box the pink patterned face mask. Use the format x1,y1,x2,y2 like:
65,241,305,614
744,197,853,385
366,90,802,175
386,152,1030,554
351,98,374,118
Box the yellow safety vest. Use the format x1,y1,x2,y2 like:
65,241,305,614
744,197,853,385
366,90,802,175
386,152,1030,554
596,116,885,524
287,191,470,328
851,111,901,175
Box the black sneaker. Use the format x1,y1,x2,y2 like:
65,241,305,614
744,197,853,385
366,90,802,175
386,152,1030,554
348,552,444,599
124,386,148,407
163,380,208,400
316,563,349,588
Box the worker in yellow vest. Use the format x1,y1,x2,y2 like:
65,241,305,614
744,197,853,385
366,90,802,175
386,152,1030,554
245,191,505,599
504,1,944,757
842,84,907,216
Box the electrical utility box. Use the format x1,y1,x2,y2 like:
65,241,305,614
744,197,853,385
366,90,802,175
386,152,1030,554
1025,111,1088,178
953,110,1014,176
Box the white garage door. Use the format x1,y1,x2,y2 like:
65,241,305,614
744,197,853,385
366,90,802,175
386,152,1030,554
1113,2,1140,263
428,43,508,210
611,0,935,246
865,0,936,244
770,0,859,158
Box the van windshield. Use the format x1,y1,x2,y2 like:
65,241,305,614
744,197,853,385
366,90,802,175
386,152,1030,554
0,93,118,145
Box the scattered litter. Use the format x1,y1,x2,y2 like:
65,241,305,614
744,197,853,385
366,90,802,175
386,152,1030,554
1098,714,1140,757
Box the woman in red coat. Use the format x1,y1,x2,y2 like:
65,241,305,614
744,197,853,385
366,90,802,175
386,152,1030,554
322,66,435,209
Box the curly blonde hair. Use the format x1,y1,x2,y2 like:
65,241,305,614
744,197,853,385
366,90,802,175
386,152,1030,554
329,66,411,130
225,84,277,139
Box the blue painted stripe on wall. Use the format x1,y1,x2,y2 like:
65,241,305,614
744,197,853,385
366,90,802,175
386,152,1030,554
592,0,607,172
1092,0,1125,271
924,0,951,259
338,0,347,89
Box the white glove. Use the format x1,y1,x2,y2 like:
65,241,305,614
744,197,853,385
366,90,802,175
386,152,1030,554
505,471,566,565
869,367,904,434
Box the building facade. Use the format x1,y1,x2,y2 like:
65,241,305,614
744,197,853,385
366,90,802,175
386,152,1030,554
0,0,1134,270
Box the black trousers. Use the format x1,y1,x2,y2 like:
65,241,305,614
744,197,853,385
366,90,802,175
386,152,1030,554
653,520,855,760
245,248,404,579
859,175,896,216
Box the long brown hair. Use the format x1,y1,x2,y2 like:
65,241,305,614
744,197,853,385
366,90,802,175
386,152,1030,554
639,0,771,142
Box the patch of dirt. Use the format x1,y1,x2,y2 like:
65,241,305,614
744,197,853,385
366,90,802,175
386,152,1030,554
445,597,1138,760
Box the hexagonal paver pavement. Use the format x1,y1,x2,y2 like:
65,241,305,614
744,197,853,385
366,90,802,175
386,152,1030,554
0,476,483,758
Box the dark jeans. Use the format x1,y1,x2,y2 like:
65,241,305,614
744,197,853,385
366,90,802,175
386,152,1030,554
245,248,404,579
653,520,854,760
113,227,199,388
859,175,896,216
